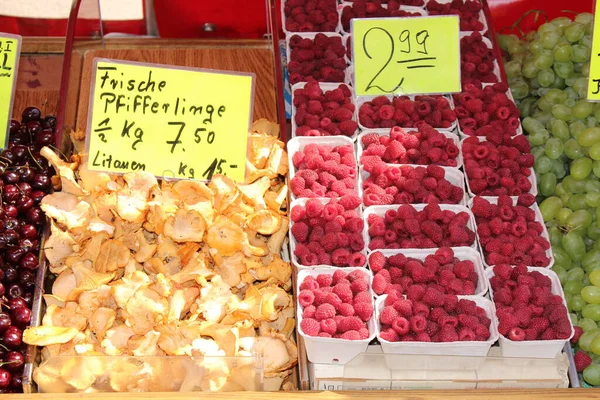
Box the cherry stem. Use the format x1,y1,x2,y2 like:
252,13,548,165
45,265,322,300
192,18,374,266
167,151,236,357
26,147,43,171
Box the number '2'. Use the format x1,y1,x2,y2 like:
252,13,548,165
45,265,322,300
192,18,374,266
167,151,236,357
362,27,404,94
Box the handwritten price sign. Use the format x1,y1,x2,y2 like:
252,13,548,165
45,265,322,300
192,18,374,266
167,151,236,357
0,33,21,148
352,16,461,96
85,59,255,182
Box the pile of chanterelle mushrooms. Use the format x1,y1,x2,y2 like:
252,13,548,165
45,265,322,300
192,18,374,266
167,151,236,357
23,119,297,392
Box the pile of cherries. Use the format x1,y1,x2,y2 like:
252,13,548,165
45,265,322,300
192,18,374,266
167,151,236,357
0,106,55,392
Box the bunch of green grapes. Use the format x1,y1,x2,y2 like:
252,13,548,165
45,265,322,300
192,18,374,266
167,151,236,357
500,12,600,385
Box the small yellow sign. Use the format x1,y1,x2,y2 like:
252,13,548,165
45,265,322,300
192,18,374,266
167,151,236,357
352,16,461,96
86,59,255,182
0,33,21,148
587,3,600,100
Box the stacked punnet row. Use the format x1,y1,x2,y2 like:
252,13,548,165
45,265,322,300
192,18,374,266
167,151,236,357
284,0,571,365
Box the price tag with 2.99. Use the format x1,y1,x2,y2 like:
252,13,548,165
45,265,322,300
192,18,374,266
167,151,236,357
352,16,461,96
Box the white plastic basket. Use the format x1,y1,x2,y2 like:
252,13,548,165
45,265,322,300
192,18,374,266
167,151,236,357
485,266,573,358
455,83,524,138
358,165,468,206
467,196,554,269
459,137,537,198
375,294,499,356
281,0,342,34
297,266,377,364
287,136,358,201
369,247,488,297
363,203,478,250
423,0,488,34
340,2,427,34
356,128,463,169
285,32,350,85
289,197,368,269
290,82,359,140
356,94,457,132
459,32,501,83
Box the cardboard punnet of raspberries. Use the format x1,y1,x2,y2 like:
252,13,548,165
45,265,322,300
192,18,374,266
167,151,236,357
487,265,573,345
358,125,462,168
287,33,348,85
365,203,477,250
469,195,552,268
376,292,498,348
291,196,366,267
460,31,499,85
298,267,375,343
283,0,339,33
368,247,487,297
426,0,485,32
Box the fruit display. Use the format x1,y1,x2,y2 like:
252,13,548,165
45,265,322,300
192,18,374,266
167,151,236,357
499,11,600,384
0,106,56,393
292,82,358,138
22,120,298,392
358,95,457,130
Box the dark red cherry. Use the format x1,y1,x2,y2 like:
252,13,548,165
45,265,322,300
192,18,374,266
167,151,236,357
36,129,55,148
21,106,41,123
0,314,11,334
2,172,19,185
42,115,57,129
31,174,50,190
16,182,31,196
10,145,27,162
8,120,20,136
6,284,23,300
2,268,17,283
19,225,37,240
5,352,23,371
8,298,26,311
25,121,41,137
16,196,34,213
0,150,16,165
9,373,21,390
5,247,25,264
19,252,38,270
21,292,33,307
2,327,22,349
16,166,33,183
11,307,30,327
0,368,11,389
3,205,17,218
3,230,19,246
26,208,43,225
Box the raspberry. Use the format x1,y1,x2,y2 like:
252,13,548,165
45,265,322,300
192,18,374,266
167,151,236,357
392,317,410,335
380,305,399,325
372,273,389,295
338,303,355,316
572,326,584,344
314,303,336,321
422,288,446,307
574,350,593,373
355,302,374,321
458,327,477,341
299,276,319,291
340,330,361,340
410,315,427,333
368,251,386,273
379,328,400,342
439,326,459,342
320,318,337,335
350,278,369,294
508,327,525,341
300,317,321,336
338,316,364,333
299,290,315,308
316,273,333,288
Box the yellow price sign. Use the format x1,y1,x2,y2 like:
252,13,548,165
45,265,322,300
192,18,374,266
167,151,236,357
352,16,461,96
86,59,255,182
587,3,600,100
0,33,21,148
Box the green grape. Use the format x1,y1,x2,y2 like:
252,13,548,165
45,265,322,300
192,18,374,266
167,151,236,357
571,313,579,326
578,127,600,147
557,207,574,225
552,42,573,62
568,267,586,282
594,160,600,178
563,175,586,192
566,209,593,232
581,35,593,48
522,60,540,78
531,146,546,160
571,157,594,180
551,74,566,89
544,138,564,159
554,61,575,79
505,60,522,78
583,304,600,321
580,318,599,332
562,230,587,260
582,61,590,77
590,270,600,287
508,39,527,55
534,50,555,70
536,68,555,87
498,34,517,51
579,329,600,352
551,104,573,121
569,294,586,311
541,31,560,49
555,182,568,196
545,88,568,104
587,225,600,242
573,76,588,93
560,193,571,206
584,250,600,275
529,129,550,146
551,17,573,30
550,119,570,140
590,143,600,161
553,247,573,269
568,193,588,211
510,79,530,99
564,138,584,159
573,100,595,119
585,179,600,193
549,227,564,248
554,265,568,283
565,280,585,296
529,40,545,55
592,335,600,356
582,286,600,304
585,192,600,208
571,120,588,140
575,12,594,25
518,97,537,117
583,365,600,386
572,44,590,62
537,96,554,111
588,116,599,128
565,22,585,42
540,173,557,196
539,196,562,221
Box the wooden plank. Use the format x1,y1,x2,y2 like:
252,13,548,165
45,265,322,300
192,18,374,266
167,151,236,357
74,46,277,133
4,389,600,399
12,55,64,118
